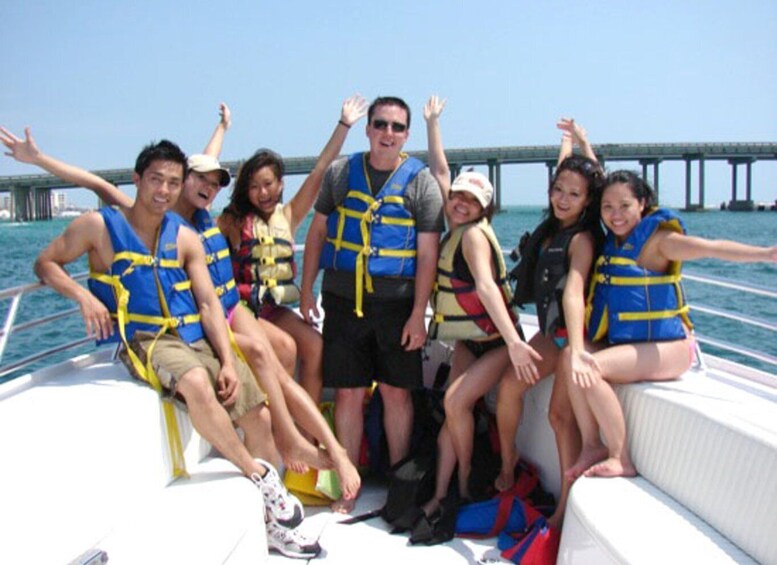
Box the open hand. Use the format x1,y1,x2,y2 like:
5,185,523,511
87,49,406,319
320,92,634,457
424,95,447,122
509,341,543,385
570,349,602,388
1,126,41,164
219,103,232,130
340,94,368,127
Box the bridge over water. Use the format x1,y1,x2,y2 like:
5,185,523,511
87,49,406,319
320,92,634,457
1,142,775,221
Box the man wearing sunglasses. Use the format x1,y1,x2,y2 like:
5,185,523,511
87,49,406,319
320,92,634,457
301,96,444,512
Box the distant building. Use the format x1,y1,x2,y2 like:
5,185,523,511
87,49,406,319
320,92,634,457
0,194,10,211
51,191,67,213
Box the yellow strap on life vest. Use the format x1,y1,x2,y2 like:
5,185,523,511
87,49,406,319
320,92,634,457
595,273,681,286
380,216,415,227
589,304,609,342
108,276,189,479
205,248,231,265
173,280,192,292
113,251,180,270
214,278,236,297
92,247,194,479
618,304,691,322
377,249,416,258
201,227,221,240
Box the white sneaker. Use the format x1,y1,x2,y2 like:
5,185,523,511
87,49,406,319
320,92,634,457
266,521,322,559
251,459,304,528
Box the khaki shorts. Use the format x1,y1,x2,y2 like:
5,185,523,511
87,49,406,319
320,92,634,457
121,331,267,421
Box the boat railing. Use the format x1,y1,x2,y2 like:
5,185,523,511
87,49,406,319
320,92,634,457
0,273,94,380
1,267,775,382
682,271,777,369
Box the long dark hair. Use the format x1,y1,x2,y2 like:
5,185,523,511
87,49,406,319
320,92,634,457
602,170,657,216
537,155,605,249
223,149,284,221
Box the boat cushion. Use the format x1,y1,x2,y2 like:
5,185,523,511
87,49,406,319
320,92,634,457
558,370,777,564
0,354,268,563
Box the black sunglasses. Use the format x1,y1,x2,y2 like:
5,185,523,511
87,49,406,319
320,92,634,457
372,119,407,133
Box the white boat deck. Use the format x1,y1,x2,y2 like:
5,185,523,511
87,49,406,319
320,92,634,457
1,307,775,563
272,481,504,565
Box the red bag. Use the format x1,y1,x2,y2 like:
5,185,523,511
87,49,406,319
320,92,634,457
498,517,560,565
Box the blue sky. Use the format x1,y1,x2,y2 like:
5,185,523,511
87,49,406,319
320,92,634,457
1,0,775,208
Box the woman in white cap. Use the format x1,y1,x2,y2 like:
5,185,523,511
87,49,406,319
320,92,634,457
419,96,541,520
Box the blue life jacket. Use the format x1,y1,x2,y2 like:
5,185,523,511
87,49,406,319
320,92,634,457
188,209,240,313
585,208,693,343
320,152,425,316
88,207,205,346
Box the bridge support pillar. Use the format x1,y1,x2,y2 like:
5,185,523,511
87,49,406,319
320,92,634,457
450,163,461,182
487,159,501,212
35,188,52,221
11,187,33,222
640,159,662,203
726,158,755,210
683,154,705,211
546,161,555,187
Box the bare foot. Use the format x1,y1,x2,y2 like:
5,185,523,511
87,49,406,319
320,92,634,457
283,441,332,475
583,456,637,478
332,451,361,501
495,449,518,492
565,443,609,481
331,496,357,514
286,460,309,475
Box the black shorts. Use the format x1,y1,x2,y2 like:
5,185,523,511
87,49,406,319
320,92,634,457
461,323,526,359
322,292,422,389
461,336,506,359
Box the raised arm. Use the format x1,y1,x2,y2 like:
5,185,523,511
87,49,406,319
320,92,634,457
1,126,132,209
423,95,451,200
287,95,368,233
202,103,232,158
556,118,598,164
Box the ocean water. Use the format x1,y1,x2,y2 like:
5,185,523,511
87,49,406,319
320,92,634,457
1,207,775,381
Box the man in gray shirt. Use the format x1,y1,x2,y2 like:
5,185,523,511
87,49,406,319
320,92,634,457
301,96,444,511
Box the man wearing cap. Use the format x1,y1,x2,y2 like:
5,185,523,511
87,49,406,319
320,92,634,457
300,96,445,511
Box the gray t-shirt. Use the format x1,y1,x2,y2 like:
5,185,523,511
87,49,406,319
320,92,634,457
314,154,445,300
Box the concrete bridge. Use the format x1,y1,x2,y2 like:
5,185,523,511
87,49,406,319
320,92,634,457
1,142,775,221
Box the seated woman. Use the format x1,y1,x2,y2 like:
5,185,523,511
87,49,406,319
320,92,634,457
421,96,541,519
562,170,776,480
494,119,604,528
217,95,367,406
